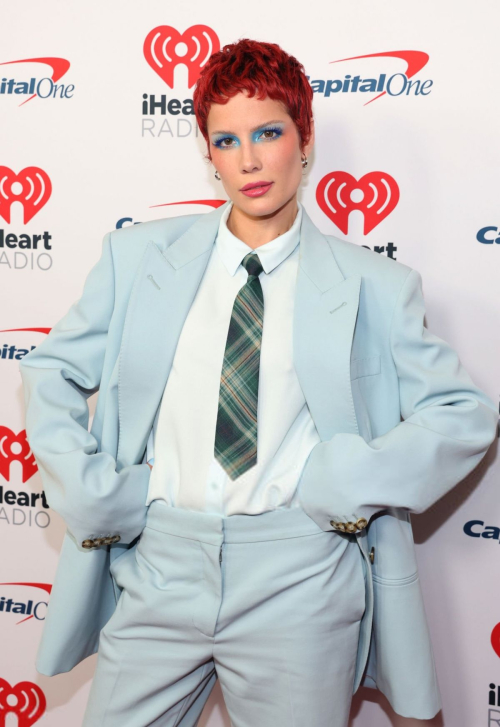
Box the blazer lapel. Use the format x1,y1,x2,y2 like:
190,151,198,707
116,202,230,469
294,207,361,441
116,201,361,469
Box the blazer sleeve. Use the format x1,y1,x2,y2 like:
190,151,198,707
298,268,498,529
19,232,152,549
146,428,155,467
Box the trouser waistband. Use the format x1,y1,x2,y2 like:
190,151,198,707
145,499,328,545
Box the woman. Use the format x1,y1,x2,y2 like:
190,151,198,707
20,39,497,726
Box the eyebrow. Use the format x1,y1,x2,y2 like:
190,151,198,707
210,119,286,136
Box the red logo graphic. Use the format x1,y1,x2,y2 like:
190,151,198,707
492,623,500,658
144,25,220,88
0,57,70,106
149,199,226,211
0,328,51,335
316,171,399,235
0,679,46,726
0,167,52,224
330,50,429,106
0,428,37,483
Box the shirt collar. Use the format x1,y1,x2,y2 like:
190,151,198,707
215,200,303,277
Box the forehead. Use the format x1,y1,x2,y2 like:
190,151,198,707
207,92,290,133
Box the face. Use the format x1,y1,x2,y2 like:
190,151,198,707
206,91,314,217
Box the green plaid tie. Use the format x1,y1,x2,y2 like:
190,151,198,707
214,252,264,479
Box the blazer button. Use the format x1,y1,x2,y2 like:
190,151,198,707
369,547,375,564
102,536,115,545
93,537,106,547
81,539,95,549
111,535,121,543
335,522,346,532
356,518,368,530
329,520,338,529
345,522,358,533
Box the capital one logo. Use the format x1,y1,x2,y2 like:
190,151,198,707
0,167,52,224
0,583,51,624
116,198,226,228
144,24,220,88
0,427,36,483
0,679,46,726
316,171,400,235
0,57,72,106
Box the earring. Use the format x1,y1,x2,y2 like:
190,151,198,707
214,170,221,180
301,154,308,169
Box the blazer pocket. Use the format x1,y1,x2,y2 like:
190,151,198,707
350,354,381,381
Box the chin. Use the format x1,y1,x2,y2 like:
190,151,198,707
236,194,293,218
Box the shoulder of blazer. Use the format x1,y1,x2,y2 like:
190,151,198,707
324,232,416,293
106,212,204,259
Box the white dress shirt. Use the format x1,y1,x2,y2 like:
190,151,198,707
145,200,321,514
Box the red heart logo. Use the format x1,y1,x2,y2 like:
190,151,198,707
0,166,52,224
491,622,500,658
316,171,399,235
0,679,46,726
0,427,37,483
143,25,220,89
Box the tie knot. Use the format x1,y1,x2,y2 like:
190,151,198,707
242,252,264,278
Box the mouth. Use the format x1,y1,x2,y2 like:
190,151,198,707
239,181,274,197
240,181,273,191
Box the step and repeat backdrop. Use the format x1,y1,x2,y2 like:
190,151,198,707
2,1,499,725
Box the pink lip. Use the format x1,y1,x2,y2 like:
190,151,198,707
240,182,274,197
240,180,273,191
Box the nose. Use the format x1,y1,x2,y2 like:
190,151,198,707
239,141,262,174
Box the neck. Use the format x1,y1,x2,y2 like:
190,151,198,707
226,196,299,249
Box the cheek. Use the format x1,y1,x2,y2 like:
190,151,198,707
213,152,239,183
269,138,300,174
211,150,224,169
211,147,228,166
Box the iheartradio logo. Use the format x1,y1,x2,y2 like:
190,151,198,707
316,171,399,235
0,679,46,726
0,424,50,530
0,167,51,224
144,24,220,88
0,427,37,483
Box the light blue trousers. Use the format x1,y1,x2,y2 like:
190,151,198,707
82,500,366,727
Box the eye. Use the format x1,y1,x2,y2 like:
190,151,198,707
212,126,283,150
258,127,282,141
213,136,238,149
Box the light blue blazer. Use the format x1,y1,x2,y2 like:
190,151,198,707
19,201,497,720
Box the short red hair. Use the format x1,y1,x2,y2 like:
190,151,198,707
193,38,314,161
